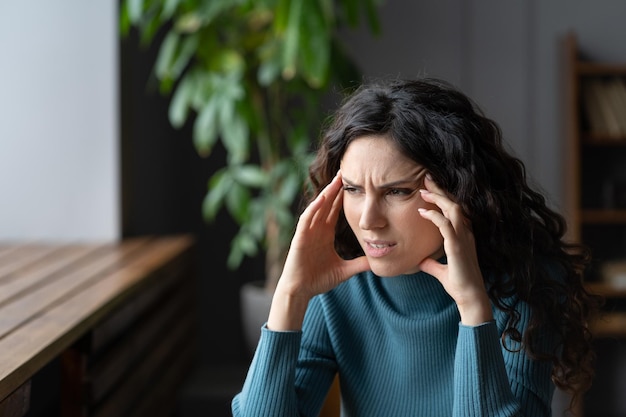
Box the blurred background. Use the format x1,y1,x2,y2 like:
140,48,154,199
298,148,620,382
1,1,626,416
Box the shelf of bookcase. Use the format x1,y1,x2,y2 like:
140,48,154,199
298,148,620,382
581,209,626,224
577,61,626,75
582,134,626,144
590,312,626,338
585,281,626,298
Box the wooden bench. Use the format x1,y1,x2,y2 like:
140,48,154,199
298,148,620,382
0,235,195,417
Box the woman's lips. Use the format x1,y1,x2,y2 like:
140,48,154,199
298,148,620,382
363,240,397,258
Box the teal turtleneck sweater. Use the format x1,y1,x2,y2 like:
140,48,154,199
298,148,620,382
232,271,555,416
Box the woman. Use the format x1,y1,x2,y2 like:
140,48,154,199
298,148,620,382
232,78,596,416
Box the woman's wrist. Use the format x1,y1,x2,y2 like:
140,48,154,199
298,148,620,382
456,293,493,326
266,287,311,331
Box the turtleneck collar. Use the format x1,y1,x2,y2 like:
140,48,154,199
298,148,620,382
373,270,455,316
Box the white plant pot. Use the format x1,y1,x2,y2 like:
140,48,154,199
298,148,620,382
240,280,274,357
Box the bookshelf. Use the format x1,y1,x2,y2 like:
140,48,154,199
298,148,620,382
563,32,626,417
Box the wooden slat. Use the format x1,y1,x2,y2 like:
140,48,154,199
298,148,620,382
88,280,193,404
0,244,25,259
61,346,88,417
0,235,193,402
0,245,65,281
0,238,150,341
129,342,195,417
0,245,104,307
92,313,195,417
0,381,30,417
88,245,192,353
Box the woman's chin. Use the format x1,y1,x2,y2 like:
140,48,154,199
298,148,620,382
368,259,421,278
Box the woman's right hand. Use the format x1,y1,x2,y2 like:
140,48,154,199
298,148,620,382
267,172,369,331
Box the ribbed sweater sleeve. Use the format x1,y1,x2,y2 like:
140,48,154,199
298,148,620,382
454,322,521,416
453,313,553,416
232,297,336,417
231,327,302,417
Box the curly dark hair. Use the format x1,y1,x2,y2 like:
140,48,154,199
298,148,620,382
308,78,599,403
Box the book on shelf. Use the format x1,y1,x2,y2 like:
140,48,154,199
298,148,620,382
582,77,626,139
600,259,626,288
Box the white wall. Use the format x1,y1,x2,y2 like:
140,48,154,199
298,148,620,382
0,1,119,242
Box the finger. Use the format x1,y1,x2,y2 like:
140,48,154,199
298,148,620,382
418,208,457,241
310,173,342,227
419,188,467,230
297,192,327,231
423,174,445,194
419,187,456,214
326,175,343,224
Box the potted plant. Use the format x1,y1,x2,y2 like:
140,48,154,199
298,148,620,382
121,0,381,352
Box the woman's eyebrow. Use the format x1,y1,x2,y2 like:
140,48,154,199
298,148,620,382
341,174,424,189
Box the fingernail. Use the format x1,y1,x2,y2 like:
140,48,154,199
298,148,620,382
419,189,429,194
425,172,432,180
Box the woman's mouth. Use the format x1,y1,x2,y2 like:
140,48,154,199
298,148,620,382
364,240,397,257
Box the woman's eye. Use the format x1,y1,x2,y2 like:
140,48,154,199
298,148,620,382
342,185,358,194
387,188,411,196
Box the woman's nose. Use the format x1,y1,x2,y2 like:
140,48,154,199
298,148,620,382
358,197,386,230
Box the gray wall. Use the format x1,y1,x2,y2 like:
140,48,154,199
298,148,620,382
343,0,626,217
0,1,119,241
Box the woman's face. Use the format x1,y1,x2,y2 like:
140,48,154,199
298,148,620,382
340,136,445,277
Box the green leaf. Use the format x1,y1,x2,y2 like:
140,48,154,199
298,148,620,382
232,165,268,188
277,170,302,205
196,0,240,25
236,231,259,257
154,31,179,81
193,97,219,156
299,1,330,88
127,0,144,24
226,245,244,270
170,34,199,80
221,112,249,165
175,12,203,33
318,0,335,25
341,0,359,26
257,50,281,87
274,0,290,32
138,12,165,45
168,74,193,128
119,2,132,36
247,200,268,240
202,169,232,220
364,0,383,35
162,0,181,21
227,230,259,269
281,0,304,80
272,201,295,233
219,50,246,76
226,182,252,224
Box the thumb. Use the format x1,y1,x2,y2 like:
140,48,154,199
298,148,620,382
343,256,370,279
419,257,446,279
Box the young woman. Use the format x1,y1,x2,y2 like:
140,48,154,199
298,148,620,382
232,78,597,416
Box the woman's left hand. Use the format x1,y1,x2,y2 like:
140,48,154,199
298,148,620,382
417,175,493,326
